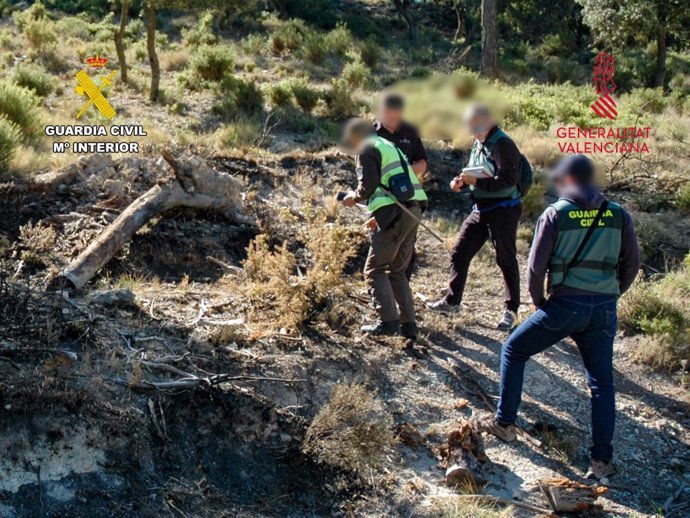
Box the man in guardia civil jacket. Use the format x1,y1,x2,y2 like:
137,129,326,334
475,154,640,482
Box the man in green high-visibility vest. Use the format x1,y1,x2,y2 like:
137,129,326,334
474,154,640,481
339,118,428,339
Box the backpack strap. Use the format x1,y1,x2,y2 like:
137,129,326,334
562,200,609,279
479,129,507,156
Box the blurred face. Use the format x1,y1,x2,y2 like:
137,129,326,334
380,106,403,131
466,114,492,138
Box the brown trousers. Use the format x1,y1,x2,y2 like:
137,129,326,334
363,206,421,323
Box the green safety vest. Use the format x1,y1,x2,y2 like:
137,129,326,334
363,136,428,213
467,129,520,200
548,199,624,295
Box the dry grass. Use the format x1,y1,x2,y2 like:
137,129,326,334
424,497,512,518
619,258,690,371
160,49,190,72
303,382,394,473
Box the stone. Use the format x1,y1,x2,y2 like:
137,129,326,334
86,288,135,307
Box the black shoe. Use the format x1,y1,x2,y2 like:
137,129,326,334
401,322,419,340
361,320,400,336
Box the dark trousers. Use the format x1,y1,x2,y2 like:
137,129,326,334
446,203,521,312
497,295,617,461
364,207,421,323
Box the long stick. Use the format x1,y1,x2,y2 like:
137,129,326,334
378,185,444,243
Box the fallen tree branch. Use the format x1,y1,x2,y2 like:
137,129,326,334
48,151,247,291
439,495,554,516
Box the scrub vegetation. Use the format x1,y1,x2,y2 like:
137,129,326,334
0,0,688,517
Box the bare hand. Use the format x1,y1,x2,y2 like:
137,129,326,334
450,177,464,192
341,193,357,208
364,217,377,231
459,173,477,186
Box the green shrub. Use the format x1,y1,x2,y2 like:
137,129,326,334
241,34,265,55
342,59,370,88
183,10,217,47
677,184,690,214
0,81,42,142
267,81,293,108
627,88,667,114
125,18,145,41
324,22,352,57
12,62,54,97
191,45,234,81
0,28,16,50
214,118,261,149
24,17,57,51
214,77,264,119
290,78,320,113
0,116,20,170
12,1,46,30
270,19,308,55
619,262,690,371
323,78,358,119
359,37,381,69
302,32,326,64
410,66,431,78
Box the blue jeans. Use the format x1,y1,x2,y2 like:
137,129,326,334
496,295,618,462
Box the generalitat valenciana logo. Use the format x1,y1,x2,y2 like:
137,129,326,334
591,51,617,120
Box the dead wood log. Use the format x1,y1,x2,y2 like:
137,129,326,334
539,477,608,512
49,151,250,291
445,420,488,488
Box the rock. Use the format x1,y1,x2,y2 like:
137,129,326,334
86,288,135,307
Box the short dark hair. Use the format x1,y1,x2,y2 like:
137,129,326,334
381,92,405,110
341,118,375,151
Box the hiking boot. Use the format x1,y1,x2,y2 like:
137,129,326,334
474,415,517,443
497,309,517,330
426,298,461,314
401,322,419,340
586,459,615,481
361,320,400,336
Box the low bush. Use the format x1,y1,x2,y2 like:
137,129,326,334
12,62,54,96
0,116,20,170
289,78,320,113
243,211,355,330
342,58,370,88
269,18,308,55
303,383,394,473
160,49,189,72
301,32,326,64
24,17,57,51
676,184,690,214
324,23,353,57
213,77,264,120
0,81,42,142
213,118,261,149
191,45,234,81
359,37,381,69
267,81,293,108
182,10,217,47
619,258,690,371
323,78,359,120
240,34,265,55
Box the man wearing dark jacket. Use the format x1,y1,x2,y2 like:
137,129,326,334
475,154,640,481
374,93,428,280
339,118,428,339
428,103,523,329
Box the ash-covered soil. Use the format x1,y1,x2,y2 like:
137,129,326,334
0,149,688,518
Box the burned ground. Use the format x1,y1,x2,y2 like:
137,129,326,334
0,149,689,518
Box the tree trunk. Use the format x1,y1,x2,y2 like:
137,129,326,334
480,0,498,78
445,422,487,488
654,27,667,88
145,1,160,102
453,2,465,42
392,0,418,41
114,0,129,84
49,152,247,292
